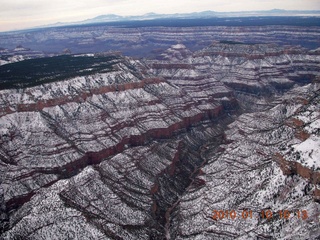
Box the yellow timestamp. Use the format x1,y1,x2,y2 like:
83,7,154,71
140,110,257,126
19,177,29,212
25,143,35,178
212,209,308,220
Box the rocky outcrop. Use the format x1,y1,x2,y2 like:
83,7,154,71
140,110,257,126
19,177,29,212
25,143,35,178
172,83,320,239
272,89,320,202
1,22,320,57
0,53,232,226
148,43,320,102
275,153,320,184
1,43,320,239
0,78,166,117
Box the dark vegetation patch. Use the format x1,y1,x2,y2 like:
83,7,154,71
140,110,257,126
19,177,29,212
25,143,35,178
219,40,247,45
0,54,119,89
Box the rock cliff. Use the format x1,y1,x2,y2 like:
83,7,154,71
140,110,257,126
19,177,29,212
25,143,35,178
0,42,319,239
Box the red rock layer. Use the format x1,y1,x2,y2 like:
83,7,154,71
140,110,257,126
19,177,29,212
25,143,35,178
0,78,165,117
274,152,320,201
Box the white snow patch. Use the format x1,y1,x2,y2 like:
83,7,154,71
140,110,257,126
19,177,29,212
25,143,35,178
293,135,320,170
171,44,186,49
305,119,320,133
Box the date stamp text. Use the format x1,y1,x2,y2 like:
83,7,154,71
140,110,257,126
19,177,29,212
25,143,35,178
212,209,308,220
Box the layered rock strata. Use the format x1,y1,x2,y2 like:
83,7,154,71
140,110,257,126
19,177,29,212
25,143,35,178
173,83,320,239
1,23,320,56
0,53,235,237
1,42,320,239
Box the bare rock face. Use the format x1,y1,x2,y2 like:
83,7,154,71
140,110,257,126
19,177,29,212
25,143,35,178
173,83,320,239
148,42,320,99
1,22,320,57
0,53,231,238
146,43,320,239
274,89,320,187
0,43,320,239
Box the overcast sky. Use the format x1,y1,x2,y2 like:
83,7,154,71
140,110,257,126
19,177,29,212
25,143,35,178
0,0,319,32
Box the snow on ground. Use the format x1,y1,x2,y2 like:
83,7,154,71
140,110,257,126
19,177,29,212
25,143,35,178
171,44,186,49
293,135,320,170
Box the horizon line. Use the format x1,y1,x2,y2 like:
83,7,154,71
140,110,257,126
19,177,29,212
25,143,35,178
1,9,320,34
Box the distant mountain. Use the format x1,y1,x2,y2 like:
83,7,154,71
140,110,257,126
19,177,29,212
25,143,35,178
39,9,320,28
